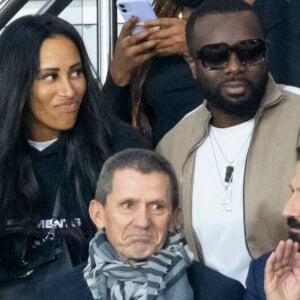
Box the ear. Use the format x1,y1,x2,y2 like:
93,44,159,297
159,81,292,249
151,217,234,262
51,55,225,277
89,199,106,230
187,57,198,80
183,53,197,80
168,208,183,233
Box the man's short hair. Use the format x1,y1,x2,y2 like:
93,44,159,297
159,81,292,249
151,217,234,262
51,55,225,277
95,149,179,210
186,0,255,47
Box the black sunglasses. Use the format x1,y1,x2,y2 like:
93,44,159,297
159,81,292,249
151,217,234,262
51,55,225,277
191,39,267,70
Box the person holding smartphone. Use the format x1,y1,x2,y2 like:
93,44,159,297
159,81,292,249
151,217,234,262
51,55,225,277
103,0,292,146
102,0,205,145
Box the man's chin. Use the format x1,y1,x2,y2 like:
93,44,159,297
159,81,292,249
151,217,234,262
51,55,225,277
130,247,157,261
210,99,258,119
205,88,261,118
118,246,157,262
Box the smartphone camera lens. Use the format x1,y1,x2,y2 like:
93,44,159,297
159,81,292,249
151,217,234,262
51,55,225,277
122,8,127,13
119,4,124,8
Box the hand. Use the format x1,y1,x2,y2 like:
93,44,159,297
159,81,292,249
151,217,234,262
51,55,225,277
139,18,188,55
264,239,300,300
110,17,160,86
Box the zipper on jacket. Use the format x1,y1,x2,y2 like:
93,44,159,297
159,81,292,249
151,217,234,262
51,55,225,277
242,94,284,258
180,113,211,184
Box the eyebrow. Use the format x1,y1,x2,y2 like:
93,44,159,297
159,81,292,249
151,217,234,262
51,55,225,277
38,62,82,72
118,198,169,204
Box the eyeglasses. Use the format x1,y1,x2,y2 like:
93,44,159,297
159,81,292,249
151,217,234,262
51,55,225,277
191,39,267,70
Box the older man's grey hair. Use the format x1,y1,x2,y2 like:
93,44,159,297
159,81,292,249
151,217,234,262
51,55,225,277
94,149,179,210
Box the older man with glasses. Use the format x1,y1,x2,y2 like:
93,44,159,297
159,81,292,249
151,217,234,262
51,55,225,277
157,0,300,286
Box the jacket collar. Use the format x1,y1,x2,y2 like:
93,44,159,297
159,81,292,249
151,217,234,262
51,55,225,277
258,74,284,109
184,74,284,155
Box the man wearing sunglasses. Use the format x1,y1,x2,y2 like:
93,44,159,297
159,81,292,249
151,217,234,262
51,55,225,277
157,0,300,285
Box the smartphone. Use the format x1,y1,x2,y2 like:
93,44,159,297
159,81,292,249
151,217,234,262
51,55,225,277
116,0,157,34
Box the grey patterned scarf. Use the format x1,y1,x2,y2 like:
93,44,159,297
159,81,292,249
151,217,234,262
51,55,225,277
83,230,194,300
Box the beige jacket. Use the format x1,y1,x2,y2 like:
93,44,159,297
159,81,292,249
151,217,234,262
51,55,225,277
157,76,300,260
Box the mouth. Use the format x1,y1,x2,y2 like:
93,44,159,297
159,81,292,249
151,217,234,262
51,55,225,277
221,81,248,96
126,235,153,243
55,100,80,112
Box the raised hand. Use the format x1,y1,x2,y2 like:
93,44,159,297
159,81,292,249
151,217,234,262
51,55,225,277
139,18,188,56
264,239,300,300
110,16,160,87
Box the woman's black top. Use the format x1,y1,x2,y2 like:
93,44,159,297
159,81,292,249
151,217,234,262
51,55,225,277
28,120,150,265
102,54,204,145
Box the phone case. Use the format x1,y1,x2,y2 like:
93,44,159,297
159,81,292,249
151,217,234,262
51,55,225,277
116,0,157,34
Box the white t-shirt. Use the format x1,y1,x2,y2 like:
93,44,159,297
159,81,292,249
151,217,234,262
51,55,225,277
192,119,254,285
28,138,58,151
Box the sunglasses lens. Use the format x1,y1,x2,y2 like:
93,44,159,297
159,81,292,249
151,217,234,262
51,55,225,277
199,43,228,69
196,39,266,69
237,39,266,65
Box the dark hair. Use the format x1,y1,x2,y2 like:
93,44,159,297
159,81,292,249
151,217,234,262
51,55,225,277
95,149,179,210
0,15,114,260
297,147,300,161
186,0,255,47
153,0,180,17
130,0,181,142
172,0,205,8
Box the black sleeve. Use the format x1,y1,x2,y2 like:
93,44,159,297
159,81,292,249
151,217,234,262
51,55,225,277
253,0,289,85
287,0,300,87
101,72,132,123
244,254,269,300
111,119,153,152
26,265,93,300
244,260,261,300
188,262,245,300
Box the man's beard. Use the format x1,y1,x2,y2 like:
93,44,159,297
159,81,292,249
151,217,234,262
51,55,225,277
200,72,268,119
287,217,300,248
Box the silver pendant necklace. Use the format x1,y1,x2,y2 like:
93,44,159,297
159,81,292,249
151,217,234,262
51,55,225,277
210,128,252,184
209,128,252,212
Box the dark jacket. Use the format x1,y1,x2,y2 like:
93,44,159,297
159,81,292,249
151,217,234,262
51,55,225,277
244,253,270,300
253,0,289,85
0,120,151,300
253,0,300,87
29,261,245,300
102,55,204,145
27,119,151,264
286,0,300,87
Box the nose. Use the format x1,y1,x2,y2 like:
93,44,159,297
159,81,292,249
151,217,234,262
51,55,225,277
58,77,75,98
133,205,151,229
223,51,244,74
282,193,300,217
